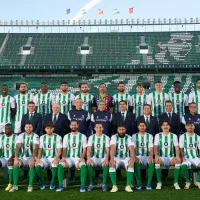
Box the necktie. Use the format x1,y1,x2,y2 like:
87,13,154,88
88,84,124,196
53,114,57,125
121,112,125,123
146,116,150,127
29,113,33,122
168,113,172,123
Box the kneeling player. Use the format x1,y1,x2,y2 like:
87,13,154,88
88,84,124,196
180,120,200,189
10,122,39,192
133,122,154,190
87,122,110,191
109,125,135,192
35,122,62,190
56,120,87,192
0,124,16,191
154,120,181,190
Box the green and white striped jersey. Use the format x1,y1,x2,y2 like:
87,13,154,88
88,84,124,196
55,93,75,115
16,132,39,158
132,94,147,118
0,95,15,124
75,93,94,113
40,134,62,158
133,132,153,156
63,132,87,158
113,93,132,113
33,92,53,118
14,93,33,122
179,132,200,159
169,92,188,119
87,134,110,158
154,132,178,157
110,134,134,159
0,134,16,158
189,90,200,114
147,91,169,118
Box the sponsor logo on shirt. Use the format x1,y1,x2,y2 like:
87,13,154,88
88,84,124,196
72,143,76,147
164,142,168,146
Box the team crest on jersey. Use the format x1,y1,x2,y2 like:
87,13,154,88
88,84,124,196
48,144,51,148
72,143,76,147
120,145,124,149
22,101,25,104
42,100,45,104
164,142,168,146
189,144,193,148
26,143,30,147
1,103,5,106
140,142,145,147
157,100,161,104
62,101,66,104
97,144,101,148
138,102,142,106
176,100,180,103
6,144,10,148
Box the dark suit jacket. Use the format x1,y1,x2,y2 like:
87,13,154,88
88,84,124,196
136,115,159,137
159,112,181,136
21,112,43,136
44,113,70,138
112,112,136,136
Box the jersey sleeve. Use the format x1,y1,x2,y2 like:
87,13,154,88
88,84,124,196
147,93,152,105
33,134,40,145
179,134,184,148
16,133,23,144
10,97,16,108
128,95,133,106
33,94,38,106
82,135,87,148
0,135,2,149
87,135,93,147
173,134,179,147
197,135,200,150
154,134,159,146
105,136,110,148
56,135,62,149
149,134,154,148
128,135,135,147
71,94,75,105
188,92,194,103
62,135,68,148
165,93,170,101
110,135,116,145
39,136,44,149
132,134,136,144
184,94,189,106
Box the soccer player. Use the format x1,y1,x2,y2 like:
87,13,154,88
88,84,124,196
33,82,54,118
86,122,110,191
0,84,15,133
0,124,16,191
55,82,75,115
154,120,181,190
169,81,188,119
14,83,33,134
113,82,132,113
109,125,135,192
10,122,39,192
75,83,94,113
179,120,200,189
56,120,87,192
147,81,169,118
35,122,62,190
132,82,147,118
133,122,154,190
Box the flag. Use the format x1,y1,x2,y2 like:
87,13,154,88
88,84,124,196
113,9,120,14
98,9,103,14
129,7,134,14
82,9,86,14
66,9,70,14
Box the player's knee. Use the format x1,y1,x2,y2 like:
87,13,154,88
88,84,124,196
109,167,116,172
59,162,66,168
79,162,86,168
127,167,134,172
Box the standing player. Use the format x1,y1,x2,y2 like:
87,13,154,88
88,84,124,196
169,81,188,119
33,82,54,118
75,83,94,114
179,120,200,189
133,122,154,190
35,122,62,190
56,120,87,192
147,81,169,118
113,82,132,113
132,82,147,119
14,83,33,134
154,120,181,190
55,82,75,115
0,124,16,191
86,122,110,191
0,84,15,133
109,125,135,192
10,123,39,192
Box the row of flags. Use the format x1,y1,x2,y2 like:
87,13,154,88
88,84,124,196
66,8,134,15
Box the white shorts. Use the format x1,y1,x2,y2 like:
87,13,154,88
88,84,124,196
114,157,130,170
160,157,173,167
65,157,80,168
19,157,32,167
0,157,8,168
14,121,21,134
91,157,106,167
40,157,58,168
0,123,6,133
183,158,200,168
137,156,149,166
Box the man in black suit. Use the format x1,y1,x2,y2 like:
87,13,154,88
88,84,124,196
136,104,159,137
44,103,70,138
112,100,135,136
159,100,181,136
21,101,42,136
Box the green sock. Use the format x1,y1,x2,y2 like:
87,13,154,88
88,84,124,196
87,165,93,185
127,167,134,186
58,164,65,186
29,168,35,186
109,167,117,186
80,164,87,186
181,164,191,183
134,162,141,185
51,167,57,182
8,166,13,184
147,163,154,185
13,167,19,185
197,170,200,183
102,165,109,185
155,164,162,183
35,166,45,183
174,164,180,184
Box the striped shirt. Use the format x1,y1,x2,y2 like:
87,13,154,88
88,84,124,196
132,94,147,118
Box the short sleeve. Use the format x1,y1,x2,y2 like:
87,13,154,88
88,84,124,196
87,135,93,147
63,135,68,148
33,95,38,106
197,135,200,150
165,93,170,101
110,135,116,145
10,97,15,108
149,134,154,148
82,135,87,148
132,134,136,144
179,134,184,148
128,135,135,147
56,135,62,148
0,135,2,149
184,94,189,106
147,93,152,105
16,134,23,144
154,134,159,146
105,136,110,148
173,134,179,147
39,136,43,149
128,95,133,106
188,92,194,103
33,134,40,145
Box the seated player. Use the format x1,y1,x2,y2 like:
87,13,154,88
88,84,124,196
10,122,39,192
35,122,62,190
86,122,110,191
180,120,200,189
56,120,87,192
133,122,154,190
0,124,16,191
154,120,181,190
109,125,135,193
